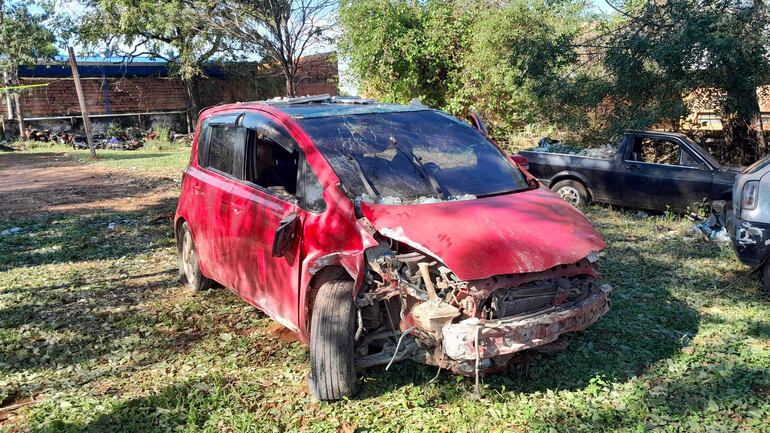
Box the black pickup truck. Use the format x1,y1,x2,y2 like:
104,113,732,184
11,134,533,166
519,131,738,212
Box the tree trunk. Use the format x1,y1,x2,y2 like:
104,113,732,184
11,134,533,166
184,78,200,126
723,115,757,164
285,74,295,97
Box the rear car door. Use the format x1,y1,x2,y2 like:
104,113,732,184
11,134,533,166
620,135,713,211
189,113,244,287
228,112,326,331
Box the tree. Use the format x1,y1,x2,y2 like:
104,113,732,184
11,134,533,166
77,0,235,114
597,0,770,158
339,0,588,138
339,0,469,107
211,0,337,97
447,0,586,138
0,1,57,135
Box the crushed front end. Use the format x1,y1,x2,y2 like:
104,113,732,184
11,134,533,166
354,238,612,375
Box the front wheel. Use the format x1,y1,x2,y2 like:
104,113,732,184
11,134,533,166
551,180,589,207
309,280,359,400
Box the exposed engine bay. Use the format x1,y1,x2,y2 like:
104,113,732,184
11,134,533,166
354,236,612,376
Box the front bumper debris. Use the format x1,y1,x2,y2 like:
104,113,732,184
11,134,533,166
441,284,611,362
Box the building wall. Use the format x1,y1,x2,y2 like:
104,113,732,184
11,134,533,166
12,77,189,118
2,53,339,121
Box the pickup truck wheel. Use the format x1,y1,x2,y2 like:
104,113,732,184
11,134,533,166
309,280,359,400
177,222,214,291
552,180,589,207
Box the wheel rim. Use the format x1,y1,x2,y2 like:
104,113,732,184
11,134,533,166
556,186,581,206
182,229,195,282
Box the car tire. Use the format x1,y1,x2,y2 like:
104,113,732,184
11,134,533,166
760,261,770,294
309,279,359,400
177,221,214,291
551,180,589,207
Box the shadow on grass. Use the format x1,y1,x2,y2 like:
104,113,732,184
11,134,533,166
25,379,233,433
0,196,177,272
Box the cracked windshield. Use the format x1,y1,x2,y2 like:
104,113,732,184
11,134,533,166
299,110,530,204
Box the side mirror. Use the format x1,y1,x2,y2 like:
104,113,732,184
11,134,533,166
272,212,299,257
468,110,489,137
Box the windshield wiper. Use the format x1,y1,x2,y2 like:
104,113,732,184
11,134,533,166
347,152,380,198
388,136,449,200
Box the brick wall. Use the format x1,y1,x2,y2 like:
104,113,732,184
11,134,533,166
11,77,189,118
3,52,339,119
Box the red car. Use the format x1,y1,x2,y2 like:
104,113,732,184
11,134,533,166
174,96,611,400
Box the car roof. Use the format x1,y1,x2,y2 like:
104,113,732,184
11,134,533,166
203,95,432,120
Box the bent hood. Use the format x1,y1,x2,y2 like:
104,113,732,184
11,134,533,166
359,187,606,281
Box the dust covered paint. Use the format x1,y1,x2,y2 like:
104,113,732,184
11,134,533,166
174,97,612,398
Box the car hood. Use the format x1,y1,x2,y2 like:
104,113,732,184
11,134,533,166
359,187,606,281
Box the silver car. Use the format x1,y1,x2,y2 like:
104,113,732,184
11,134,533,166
728,155,770,292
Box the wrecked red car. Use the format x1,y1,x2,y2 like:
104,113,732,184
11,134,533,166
174,96,611,400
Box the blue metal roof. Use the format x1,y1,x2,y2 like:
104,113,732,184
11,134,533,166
18,57,228,78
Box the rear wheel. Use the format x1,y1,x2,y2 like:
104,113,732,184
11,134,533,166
308,280,359,400
177,221,214,291
551,180,589,207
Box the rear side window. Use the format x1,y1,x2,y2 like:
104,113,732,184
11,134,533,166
207,126,240,176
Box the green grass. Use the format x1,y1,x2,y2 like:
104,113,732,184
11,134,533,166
18,141,190,176
1,150,769,432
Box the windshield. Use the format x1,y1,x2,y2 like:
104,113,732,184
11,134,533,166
298,110,529,203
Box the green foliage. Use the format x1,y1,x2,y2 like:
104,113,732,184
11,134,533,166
341,0,770,154
146,126,174,151
339,0,469,108
77,0,229,82
447,0,585,140
598,0,770,150
0,3,57,75
340,0,597,143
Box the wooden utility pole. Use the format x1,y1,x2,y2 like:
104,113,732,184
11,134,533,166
68,46,95,157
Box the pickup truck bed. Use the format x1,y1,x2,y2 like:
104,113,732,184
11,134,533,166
519,131,737,212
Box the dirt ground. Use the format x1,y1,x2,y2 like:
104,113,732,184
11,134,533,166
0,152,179,218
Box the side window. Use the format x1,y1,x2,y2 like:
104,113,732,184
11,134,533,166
679,148,700,168
640,138,678,165
298,158,326,212
207,126,240,176
629,138,696,167
245,129,299,197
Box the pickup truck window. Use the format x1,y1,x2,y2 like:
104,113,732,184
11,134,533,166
628,137,700,168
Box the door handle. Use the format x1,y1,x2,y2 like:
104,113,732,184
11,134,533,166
192,183,203,194
625,163,641,170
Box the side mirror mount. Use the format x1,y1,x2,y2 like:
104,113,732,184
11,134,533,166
468,110,488,137
272,212,299,257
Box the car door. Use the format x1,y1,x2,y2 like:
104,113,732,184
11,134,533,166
190,113,244,287
227,112,322,331
620,135,713,211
